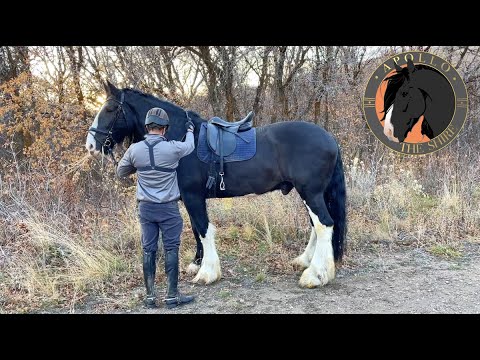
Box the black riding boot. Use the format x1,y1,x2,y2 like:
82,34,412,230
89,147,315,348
143,251,157,309
164,248,195,309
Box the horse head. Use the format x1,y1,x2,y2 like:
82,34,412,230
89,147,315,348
85,81,196,157
85,81,136,156
382,59,429,143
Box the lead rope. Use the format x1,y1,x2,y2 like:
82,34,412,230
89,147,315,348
179,109,193,142
110,151,118,168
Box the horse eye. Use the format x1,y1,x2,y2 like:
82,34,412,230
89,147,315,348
402,91,408,97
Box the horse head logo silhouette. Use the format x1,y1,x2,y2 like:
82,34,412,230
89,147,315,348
364,51,468,155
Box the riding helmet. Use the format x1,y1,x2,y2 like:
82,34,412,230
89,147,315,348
145,107,170,126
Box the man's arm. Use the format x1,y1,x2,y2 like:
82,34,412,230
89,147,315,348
171,130,195,159
116,146,137,178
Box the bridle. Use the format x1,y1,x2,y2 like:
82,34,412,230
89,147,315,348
88,91,134,166
89,90,192,165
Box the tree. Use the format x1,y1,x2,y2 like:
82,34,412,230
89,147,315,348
65,46,85,110
271,46,310,122
0,46,30,84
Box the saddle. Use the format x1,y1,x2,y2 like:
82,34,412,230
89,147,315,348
205,111,255,191
207,111,254,156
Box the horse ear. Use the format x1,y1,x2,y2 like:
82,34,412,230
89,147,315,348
407,59,416,73
104,80,120,98
103,81,111,96
394,62,403,72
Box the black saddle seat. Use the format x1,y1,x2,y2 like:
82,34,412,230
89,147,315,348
209,111,254,132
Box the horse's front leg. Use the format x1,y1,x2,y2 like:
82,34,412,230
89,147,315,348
186,214,203,275
183,192,221,284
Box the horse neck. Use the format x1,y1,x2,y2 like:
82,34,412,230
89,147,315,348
413,70,450,102
124,94,173,142
125,103,147,142
125,91,207,142
187,112,208,141
122,94,155,142
413,69,455,133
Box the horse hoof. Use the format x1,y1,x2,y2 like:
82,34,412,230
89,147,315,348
291,254,311,270
192,274,217,285
192,263,221,285
299,266,332,288
186,262,200,275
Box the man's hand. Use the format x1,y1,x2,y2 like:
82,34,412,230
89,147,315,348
185,120,195,132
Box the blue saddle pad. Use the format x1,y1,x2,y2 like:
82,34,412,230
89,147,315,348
197,123,257,163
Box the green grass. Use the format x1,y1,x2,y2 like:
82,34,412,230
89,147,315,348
448,263,464,271
219,289,232,299
410,194,439,216
255,272,266,282
429,245,462,259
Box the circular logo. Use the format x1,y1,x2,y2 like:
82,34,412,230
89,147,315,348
363,51,468,155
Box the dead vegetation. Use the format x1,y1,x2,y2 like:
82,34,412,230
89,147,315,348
1,46,479,312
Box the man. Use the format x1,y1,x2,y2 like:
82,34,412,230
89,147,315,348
116,107,195,309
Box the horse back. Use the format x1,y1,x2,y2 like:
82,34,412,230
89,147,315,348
260,121,338,154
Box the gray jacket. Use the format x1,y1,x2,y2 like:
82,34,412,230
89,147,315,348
116,132,195,203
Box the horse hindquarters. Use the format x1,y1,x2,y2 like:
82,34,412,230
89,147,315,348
295,146,347,288
323,146,347,262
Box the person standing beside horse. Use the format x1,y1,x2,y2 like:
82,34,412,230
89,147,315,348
116,107,196,309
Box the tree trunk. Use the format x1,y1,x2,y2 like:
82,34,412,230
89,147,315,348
219,46,237,120
324,92,329,131
196,46,222,115
159,46,178,97
1,46,30,83
272,46,287,122
314,99,321,124
66,46,85,110
253,46,271,121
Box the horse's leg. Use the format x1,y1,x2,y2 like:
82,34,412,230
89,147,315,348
291,225,317,270
186,214,203,275
299,195,335,288
183,193,221,284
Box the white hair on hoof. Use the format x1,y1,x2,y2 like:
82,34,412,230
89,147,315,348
299,203,335,288
186,262,200,275
192,223,221,285
292,227,317,270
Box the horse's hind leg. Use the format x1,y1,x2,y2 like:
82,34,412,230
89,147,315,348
292,225,317,270
299,194,335,288
183,193,221,284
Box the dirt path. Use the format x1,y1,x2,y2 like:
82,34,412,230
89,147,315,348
70,243,480,314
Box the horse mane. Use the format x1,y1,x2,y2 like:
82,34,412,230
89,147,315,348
381,65,437,121
124,88,202,119
381,69,409,120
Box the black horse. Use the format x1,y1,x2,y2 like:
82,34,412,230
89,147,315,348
381,59,454,143
86,81,347,288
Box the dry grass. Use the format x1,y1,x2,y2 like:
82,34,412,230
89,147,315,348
186,191,310,275
1,150,480,313
345,154,480,252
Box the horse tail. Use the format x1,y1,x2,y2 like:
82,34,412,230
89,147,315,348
324,144,347,262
